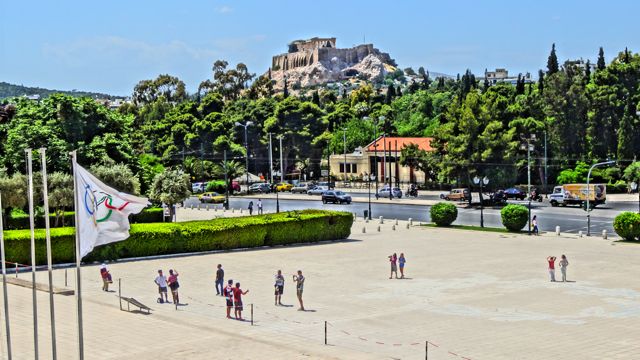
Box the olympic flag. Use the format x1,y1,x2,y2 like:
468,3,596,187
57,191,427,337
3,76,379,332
73,161,150,258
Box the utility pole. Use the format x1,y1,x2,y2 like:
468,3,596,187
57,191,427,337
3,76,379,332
235,121,254,191
279,135,284,183
388,140,393,199
343,128,347,185
544,131,548,196
223,150,229,210
269,133,273,183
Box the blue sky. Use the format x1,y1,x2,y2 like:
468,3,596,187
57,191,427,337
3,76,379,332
2,0,640,96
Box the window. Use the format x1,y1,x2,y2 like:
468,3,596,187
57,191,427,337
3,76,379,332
339,163,345,173
351,164,357,173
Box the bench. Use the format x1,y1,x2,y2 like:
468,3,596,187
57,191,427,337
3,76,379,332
119,296,152,314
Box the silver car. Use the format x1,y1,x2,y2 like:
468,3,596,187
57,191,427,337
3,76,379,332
307,186,328,195
376,186,403,199
292,182,315,193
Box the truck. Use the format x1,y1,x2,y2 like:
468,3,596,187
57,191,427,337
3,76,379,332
549,184,607,208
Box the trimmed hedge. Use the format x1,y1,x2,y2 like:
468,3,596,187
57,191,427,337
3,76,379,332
5,208,164,230
430,202,458,226
500,204,529,232
3,210,353,265
613,212,640,241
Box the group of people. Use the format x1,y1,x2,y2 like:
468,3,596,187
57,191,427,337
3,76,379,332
247,199,263,215
274,269,306,311
154,269,180,304
388,253,407,279
547,255,569,282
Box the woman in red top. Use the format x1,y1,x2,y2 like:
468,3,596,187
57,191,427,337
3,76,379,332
547,256,556,282
168,269,180,304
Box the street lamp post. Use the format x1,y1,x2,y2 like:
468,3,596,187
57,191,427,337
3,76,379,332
376,116,385,195
268,133,273,184
473,176,489,228
631,181,640,214
368,174,376,220
586,160,616,236
343,128,347,187
235,121,254,191
521,135,536,235
278,135,284,183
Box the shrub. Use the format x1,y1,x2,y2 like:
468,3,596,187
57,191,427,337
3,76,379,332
3,210,353,265
613,212,640,241
5,208,164,230
206,180,226,193
430,202,457,226
500,204,529,232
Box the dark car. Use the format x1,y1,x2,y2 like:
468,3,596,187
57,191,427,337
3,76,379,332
248,183,271,194
321,190,352,204
482,190,507,206
504,187,526,200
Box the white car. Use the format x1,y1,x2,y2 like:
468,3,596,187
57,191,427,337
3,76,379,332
307,186,328,195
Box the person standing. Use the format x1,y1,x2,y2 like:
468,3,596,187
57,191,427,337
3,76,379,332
99,264,112,292
223,279,235,319
168,269,180,305
559,255,569,282
547,256,557,282
215,264,224,296
293,270,305,311
532,215,539,235
233,282,249,320
389,253,398,279
398,253,406,279
155,270,169,303
248,200,254,215
274,270,285,306
257,199,263,215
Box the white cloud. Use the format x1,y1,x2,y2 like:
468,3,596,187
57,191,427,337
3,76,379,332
216,5,233,13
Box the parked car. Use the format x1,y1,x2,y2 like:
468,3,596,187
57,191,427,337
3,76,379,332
376,186,403,199
191,182,206,194
248,183,271,194
503,187,526,200
322,190,352,204
307,186,328,195
275,182,293,192
482,190,507,206
442,188,471,202
199,192,225,203
292,182,315,193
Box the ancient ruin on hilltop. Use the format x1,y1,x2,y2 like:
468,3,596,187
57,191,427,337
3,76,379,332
268,37,396,90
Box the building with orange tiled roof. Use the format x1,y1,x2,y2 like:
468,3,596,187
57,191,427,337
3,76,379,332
329,136,434,184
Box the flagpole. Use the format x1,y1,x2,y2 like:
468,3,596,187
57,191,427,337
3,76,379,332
70,151,84,360
0,194,13,360
25,149,39,359
39,148,57,360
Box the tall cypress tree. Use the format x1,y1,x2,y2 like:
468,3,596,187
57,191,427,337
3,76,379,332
396,85,403,97
624,47,630,63
312,90,320,105
537,69,545,93
385,85,395,104
283,77,289,98
597,47,606,70
617,100,635,163
584,59,591,79
547,43,559,75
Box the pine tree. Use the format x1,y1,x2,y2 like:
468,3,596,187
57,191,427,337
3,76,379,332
312,90,320,105
385,85,396,104
617,100,635,163
547,43,559,75
624,47,630,63
515,73,524,95
283,77,289,98
597,47,606,70
584,59,591,79
537,69,544,94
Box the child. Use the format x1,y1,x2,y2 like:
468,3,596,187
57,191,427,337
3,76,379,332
223,279,234,318
99,264,112,292
168,269,180,305
532,215,539,235
398,253,406,279
233,282,249,320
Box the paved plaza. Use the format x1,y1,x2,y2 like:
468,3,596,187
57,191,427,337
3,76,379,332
2,217,640,359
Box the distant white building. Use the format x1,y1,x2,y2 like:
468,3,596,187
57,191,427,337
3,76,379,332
483,68,532,85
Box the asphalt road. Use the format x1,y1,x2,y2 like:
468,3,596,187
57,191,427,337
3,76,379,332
184,195,638,236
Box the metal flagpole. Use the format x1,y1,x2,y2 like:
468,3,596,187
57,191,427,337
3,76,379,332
70,151,84,360
0,194,13,360
25,149,39,359
39,148,57,359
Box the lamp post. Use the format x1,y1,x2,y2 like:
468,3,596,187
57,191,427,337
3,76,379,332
368,173,376,220
268,133,273,184
631,181,639,214
521,135,536,235
235,121,254,191
278,135,284,183
586,160,616,236
376,116,385,195
343,128,347,187
473,176,489,228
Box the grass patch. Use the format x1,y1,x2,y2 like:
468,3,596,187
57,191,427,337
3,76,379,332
422,223,526,234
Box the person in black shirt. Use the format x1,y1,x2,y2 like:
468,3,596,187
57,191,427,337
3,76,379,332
215,264,224,296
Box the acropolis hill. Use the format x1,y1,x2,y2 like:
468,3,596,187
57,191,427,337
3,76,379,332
268,37,396,90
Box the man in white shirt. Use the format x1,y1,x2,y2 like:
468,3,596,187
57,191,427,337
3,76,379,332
154,269,169,303
257,199,263,215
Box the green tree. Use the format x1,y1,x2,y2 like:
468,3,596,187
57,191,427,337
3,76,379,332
47,172,73,226
90,163,141,195
597,47,606,70
623,162,640,183
0,173,27,221
617,101,635,163
547,43,559,75
148,168,191,220
213,160,245,193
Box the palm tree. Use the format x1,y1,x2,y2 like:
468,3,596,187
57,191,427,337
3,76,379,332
296,158,310,181
213,160,245,193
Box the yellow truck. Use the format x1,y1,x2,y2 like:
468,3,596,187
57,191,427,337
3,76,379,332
549,184,607,208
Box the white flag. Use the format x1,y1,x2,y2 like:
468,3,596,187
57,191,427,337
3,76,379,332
74,162,149,258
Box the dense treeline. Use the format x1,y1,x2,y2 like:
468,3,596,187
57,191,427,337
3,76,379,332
1,45,640,195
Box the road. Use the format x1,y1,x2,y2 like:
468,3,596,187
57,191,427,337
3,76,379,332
184,194,637,236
